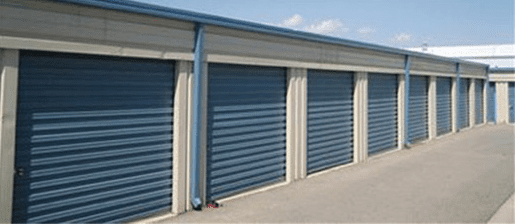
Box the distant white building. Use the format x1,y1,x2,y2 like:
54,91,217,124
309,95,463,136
408,44,514,69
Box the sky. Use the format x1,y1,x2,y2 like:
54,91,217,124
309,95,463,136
134,0,514,48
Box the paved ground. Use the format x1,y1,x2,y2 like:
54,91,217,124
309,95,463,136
488,193,514,223
160,124,514,223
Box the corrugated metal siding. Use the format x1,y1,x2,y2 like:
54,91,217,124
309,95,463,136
410,57,456,74
475,79,484,124
436,77,452,135
368,73,398,155
510,82,515,123
13,51,174,223
459,78,470,129
206,63,286,201
408,76,428,143
307,70,353,174
487,82,496,122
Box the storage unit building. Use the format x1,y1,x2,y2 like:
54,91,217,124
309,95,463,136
487,68,515,124
0,0,490,223
307,70,353,174
436,77,453,135
408,76,429,143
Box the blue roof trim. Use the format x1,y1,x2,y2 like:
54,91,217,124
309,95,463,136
51,0,488,68
489,67,515,73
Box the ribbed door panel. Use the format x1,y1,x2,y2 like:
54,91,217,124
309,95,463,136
368,73,398,155
207,64,286,201
510,82,515,123
13,51,174,223
436,77,452,135
408,76,428,143
488,82,496,122
307,70,353,174
475,79,484,124
459,78,470,128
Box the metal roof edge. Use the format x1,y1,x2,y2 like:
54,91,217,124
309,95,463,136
489,67,515,73
50,0,489,68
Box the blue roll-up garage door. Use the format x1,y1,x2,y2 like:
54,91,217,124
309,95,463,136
436,77,452,135
459,78,470,129
487,82,496,122
368,73,398,155
510,82,515,123
475,79,484,124
13,51,174,223
206,64,286,201
307,70,353,174
408,76,428,143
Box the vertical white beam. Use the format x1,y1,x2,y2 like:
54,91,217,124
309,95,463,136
286,68,298,183
185,63,194,211
0,49,19,224
428,76,437,139
451,78,458,132
172,61,192,214
469,79,476,127
298,69,307,179
352,72,368,162
496,82,509,123
397,74,406,149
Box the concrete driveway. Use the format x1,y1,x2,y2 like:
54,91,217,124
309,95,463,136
159,124,514,223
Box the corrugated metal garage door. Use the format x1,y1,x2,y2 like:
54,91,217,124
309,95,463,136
408,76,428,143
307,70,353,174
206,64,286,201
459,78,470,129
487,82,496,122
436,77,452,136
510,82,515,123
368,73,398,155
13,51,174,223
475,79,484,124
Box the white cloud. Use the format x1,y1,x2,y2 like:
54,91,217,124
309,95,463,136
358,27,375,34
391,33,413,43
303,19,346,34
279,14,304,27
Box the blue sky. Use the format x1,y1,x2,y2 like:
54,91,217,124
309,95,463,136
135,0,514,48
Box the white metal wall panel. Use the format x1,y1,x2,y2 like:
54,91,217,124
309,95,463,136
475,79,484,124
307,70,353,174
206,63,287,201
436,77,452,135
368,73,398,155
13,51,174,223
205,26,405,69
408,76,429,143
410,56,456,74
459,78,470,128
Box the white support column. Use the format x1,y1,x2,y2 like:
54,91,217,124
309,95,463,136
173,61,192,214
287,68,307,181
185,62,194,211
0,49,19,224
451,77,458,132
428,76,437,139
352,72,368,162
298,69,307,179
397,73,406,149
469,79,476,127
496,82,509,124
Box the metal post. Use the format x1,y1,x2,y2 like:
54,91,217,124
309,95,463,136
404,55,412,147
190,23,205,210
